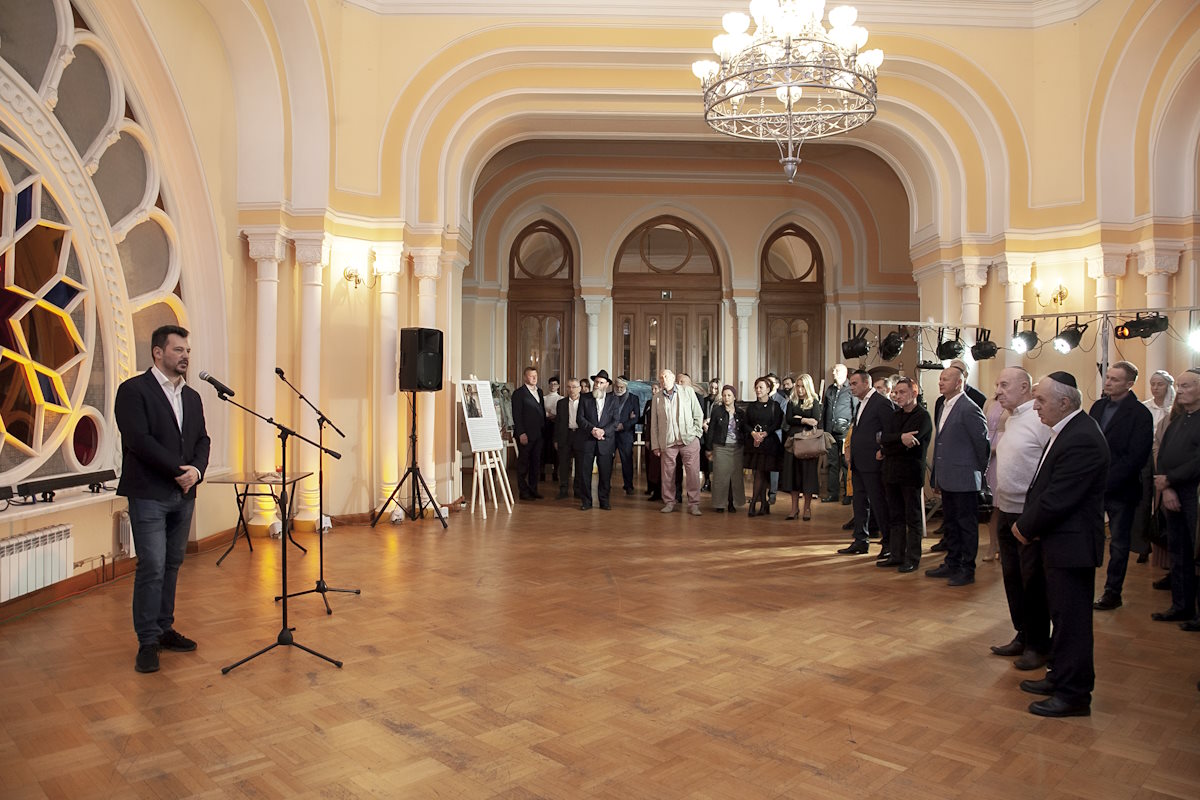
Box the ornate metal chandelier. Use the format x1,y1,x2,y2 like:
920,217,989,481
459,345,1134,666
692,1,884,182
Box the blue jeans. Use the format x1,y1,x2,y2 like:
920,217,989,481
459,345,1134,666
128,493,195,646
1102,496,1137,597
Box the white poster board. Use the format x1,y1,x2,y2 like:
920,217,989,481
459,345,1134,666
459,380,505,452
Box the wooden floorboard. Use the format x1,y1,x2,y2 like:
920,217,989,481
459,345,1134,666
2,487,1199,799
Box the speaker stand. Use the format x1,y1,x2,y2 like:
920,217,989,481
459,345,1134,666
372,392,447,529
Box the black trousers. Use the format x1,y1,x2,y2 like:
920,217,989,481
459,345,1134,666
851,469,888,548
997,511,1050,654
515,436,542,496
825,433,847,497
558,431,586,497
580,442,614,507
615,432,635,491
940,490,979,576
1044,563,1096,706
1166,485,1199,617
885,482,923,565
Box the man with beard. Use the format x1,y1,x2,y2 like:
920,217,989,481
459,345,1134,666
612,376,641,496
578,370,620,510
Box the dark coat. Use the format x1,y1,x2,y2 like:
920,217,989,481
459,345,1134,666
511,383,545,443
704,404,745,450
554,395,585,446
930,394,990,492
578,393,620,456
880,404,933,487
848,390,895,474
1088,391,1153,503
1015,412,1110,569
115,369,210,500
613,392,641,440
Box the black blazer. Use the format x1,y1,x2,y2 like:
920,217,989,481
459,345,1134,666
511,384,545,442
1015,412,1110,569
1088,391,1153,503
613,392,640,440
115,369,210,500
554,396,585,446
578,393,620,456
704,404,745,449
879,405,933,487
848,391,895,474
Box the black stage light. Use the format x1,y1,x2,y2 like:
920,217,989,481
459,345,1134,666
1011,326,1038,354
15,469,116,503
841,327,871,359
879,330,905,361
1114,313,1168,340
0,486,12,501
935,328,964,360
970,329,998,361
1052,322,1087,354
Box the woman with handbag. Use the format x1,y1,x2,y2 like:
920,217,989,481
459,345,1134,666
704,385,746,512
743,377,783,516
780,374,824,521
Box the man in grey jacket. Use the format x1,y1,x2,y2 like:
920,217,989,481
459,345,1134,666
650,368,705,516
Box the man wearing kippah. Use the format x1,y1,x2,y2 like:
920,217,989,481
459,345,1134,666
1012,371,1109,717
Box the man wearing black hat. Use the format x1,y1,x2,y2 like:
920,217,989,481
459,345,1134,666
578,370,620,510
1012,371,1109,717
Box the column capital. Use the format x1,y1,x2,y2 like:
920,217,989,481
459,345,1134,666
1136,240,1183,277
244,228,287,263
953,258,988,289
372,243,407,277
410,247,441,280
291,232,327,267
1084,244,1131,280
582,296,605,317
733,297,757,319
994,253,1034,286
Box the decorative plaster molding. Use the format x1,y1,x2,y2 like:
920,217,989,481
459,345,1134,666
291,233,328,267
953,259,989,290
1084,245,1131,280
583,297,604,317
372,243,406,276
995,253,1034,286
410,248,441,280
245,229,288,262
1136,241,1184,277
733,297,757,318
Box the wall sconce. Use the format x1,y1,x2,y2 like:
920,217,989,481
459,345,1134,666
343,264,378,290
1033,279,1068,309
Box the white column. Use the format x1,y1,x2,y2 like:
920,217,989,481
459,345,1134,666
996,255,1033,367
1087,246,1129,397
583,296,603,377
1138,242,1181,377
412,249,441,508
292,234,326,527
245,230,286,526
954,259,988,384
733,298,756,398
374,244,405,507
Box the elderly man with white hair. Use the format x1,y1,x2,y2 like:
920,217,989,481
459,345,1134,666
650,368,705,515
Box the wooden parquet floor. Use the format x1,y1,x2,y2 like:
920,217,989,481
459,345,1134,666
2,487,1200,799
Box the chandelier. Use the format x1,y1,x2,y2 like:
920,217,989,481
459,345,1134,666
691,1,883,182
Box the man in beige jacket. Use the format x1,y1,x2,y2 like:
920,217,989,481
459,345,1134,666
651,368,705,515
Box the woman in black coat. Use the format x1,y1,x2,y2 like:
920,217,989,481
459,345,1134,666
704,384,746,512
743,376,783,516
779,373,823,521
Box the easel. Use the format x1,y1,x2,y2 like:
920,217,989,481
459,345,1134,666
469,449,513,518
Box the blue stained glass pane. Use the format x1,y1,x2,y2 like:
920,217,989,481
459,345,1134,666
16,185,34,229
44,282,79,309
37,370,61,405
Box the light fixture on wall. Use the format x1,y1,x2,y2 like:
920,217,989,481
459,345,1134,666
343,264,378,290
1034,280,1068,310
691,2,883,183
970,329,998,360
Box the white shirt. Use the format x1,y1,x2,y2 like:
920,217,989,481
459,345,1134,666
568,398,579,430
994,399,1051,513
595,392,605,420
544,391,562,415
854,389,876,425
938,390,963,433
151,365,184,429
1143,397,1170,430
1033,408,1083,481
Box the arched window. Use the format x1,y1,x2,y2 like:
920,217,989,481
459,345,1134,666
507,221,574,388
760,224,824,381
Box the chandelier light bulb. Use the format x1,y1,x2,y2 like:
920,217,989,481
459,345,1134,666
827,25,856,51
722,11,751,34
713,33,735,60
851,25,868,49
828,5,858,28
776,85,803,105
749,0,779,26
692,59,719,81
859,48,884,70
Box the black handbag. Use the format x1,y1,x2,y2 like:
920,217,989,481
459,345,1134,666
977,488,994,521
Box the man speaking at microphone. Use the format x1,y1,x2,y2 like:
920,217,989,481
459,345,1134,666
115,325,210,674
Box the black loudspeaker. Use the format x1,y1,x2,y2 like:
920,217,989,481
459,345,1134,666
399,327,443,391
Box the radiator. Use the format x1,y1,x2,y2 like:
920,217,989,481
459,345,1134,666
116,510,134,558
0,524,74,602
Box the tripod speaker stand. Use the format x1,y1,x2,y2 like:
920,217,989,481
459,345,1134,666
372,391,447,529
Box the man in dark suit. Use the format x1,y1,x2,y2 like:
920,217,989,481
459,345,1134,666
511,365,546,500
928,358,989,551
1013,371,1109,717
1089,361,1154,611
822,363,858,504
578,370,620,510
878,377,933,572
612,376,641,495
554,378,586,500
115,325,210,674
926,366,990,586
839,369,895,555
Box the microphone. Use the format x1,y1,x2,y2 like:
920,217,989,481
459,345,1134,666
275,367,285,377
198,371,236,397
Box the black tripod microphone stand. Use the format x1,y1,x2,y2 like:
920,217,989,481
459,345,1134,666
212,389,343,674
274,368,359,614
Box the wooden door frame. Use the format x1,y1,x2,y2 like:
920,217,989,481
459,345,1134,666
508,300,575,388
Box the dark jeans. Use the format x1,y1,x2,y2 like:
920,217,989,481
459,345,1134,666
851,469,888,547
128,493,195,646
1044,563,1096,707
1102,496,1138,597
825,433,847,497
997,511,1050,654
516,436,542,496
885,482,923,565
1166,485,1199,617
940,490,979,576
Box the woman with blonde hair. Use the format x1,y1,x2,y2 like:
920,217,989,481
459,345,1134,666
779,374,824,521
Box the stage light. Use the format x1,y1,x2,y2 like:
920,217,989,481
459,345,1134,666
1011,328,1038,354
1113,313,1169,340
879,330,905,361
970,329,998,361
841,327,871,359
1189,329,1200,351
1052,322,1087,354
15,470,116,503
936,328,964,361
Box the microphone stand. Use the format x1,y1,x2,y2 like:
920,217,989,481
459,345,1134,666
274,369,360,614
211,389,343,674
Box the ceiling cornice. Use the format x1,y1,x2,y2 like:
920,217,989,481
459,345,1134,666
343,0,1101,29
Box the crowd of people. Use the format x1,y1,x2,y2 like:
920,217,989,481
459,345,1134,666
508,358,1200,718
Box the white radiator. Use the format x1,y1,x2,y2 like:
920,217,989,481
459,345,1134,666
116,510,134,558
0,524,74,602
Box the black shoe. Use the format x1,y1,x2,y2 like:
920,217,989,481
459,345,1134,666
703,480,711,492
876,550,892,561
947,572,975,587
837,544,869,555
1029,697,1090,718
714,507,725,513
135,644,160,673
924,563,954,578
556,490,569,500
1180,619,1200,632
990,638,1024,657
647,492,662,502
840,497,851,505
1019,678,1054,696
785,514,798,521
898,562,918,573
599,502,611,510
1014,650,1048,671
1093,592,1122,611
821,495,838,503
531,491,544,500
876,559,903,568
841,518,855,531
158,630,197,652
930,539,948,553
579,502,592,511
1136,551,1149,564
1152,607,1192,622
1153,575,1171,590
624,488,635,495
727,503,735,512
519,492,535,501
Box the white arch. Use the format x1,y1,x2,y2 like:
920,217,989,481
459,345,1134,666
493,204,583,294
1151,45,1200,218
